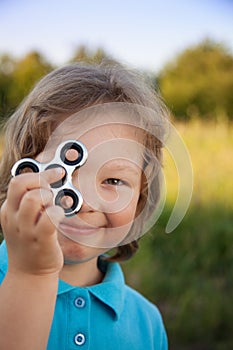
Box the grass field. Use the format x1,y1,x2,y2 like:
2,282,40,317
163,119,233,207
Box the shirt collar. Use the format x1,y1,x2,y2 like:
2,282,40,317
0,241,125,320
87,258,126,320
57,257,126,320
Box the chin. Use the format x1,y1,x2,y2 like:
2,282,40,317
58,232,106,264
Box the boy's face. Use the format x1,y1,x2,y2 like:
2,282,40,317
37,122,144,264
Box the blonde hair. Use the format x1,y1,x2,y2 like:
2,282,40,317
0,62,168,261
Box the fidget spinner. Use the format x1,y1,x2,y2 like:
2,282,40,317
11,140,88,217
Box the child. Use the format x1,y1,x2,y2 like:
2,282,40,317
0,63,168,349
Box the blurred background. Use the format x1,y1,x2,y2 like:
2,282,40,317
0,0,232,349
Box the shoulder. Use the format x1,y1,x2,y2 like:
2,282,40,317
99,259,168,349
124,284,164,322
102,259,164,322
98,259,166,327
120,284,168,349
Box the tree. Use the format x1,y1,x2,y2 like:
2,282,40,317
0,54,16,119
70,45,117,65
8,51,53,109
158,39,233,121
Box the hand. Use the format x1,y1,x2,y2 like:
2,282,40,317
0,168,65,277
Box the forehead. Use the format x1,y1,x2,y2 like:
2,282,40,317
70,123,144,168
53,107,144,140
42,117,145,167
52,110,144,148
80,123,143,148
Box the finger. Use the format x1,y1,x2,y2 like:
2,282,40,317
40,166,65,186
36,205,65,238
7,167,64,211
17,188,54,227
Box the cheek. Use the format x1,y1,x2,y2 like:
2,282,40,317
107,196,139,228
103,202,139,247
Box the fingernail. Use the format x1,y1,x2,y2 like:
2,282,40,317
55,166,65,175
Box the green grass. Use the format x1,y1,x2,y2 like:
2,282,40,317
163,119,233,207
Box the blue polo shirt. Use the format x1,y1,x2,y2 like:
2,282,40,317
0,240,168,349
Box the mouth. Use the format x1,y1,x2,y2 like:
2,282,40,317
58,222,105,237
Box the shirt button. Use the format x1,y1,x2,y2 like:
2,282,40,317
74,333,85,346
74,297,86,308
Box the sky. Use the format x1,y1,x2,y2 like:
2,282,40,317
0,0,232,73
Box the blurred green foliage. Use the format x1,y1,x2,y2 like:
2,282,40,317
70,45,117,65
0,45,115,120
157,39,233,121
0,39,233,122
8,51,53,109
123,204,233,350
0,51,52,120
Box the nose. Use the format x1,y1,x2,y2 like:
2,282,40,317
79,197,95,213
71,168,95,214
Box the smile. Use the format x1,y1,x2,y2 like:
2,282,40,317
59,222,105,237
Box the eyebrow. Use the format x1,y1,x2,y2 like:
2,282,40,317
103,162,141,176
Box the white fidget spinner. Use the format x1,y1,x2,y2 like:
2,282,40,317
11,140,88,217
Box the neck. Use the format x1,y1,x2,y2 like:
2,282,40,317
59,257,104,287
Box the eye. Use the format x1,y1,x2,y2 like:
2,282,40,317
103,178,125,186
